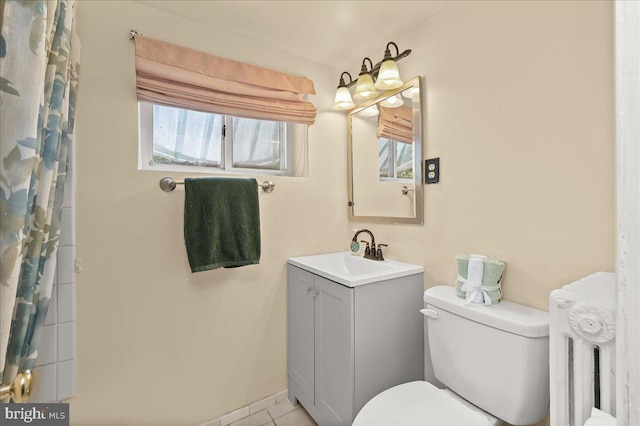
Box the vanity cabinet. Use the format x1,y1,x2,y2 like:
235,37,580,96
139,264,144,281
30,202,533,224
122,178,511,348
287,262,424,426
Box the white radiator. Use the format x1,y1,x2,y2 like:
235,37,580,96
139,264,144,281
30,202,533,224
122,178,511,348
550,272,616,426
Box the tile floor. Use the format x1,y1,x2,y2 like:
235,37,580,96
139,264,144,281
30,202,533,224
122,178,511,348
229,399,317,426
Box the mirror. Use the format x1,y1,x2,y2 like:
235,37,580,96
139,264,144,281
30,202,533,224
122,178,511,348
347,76,423,224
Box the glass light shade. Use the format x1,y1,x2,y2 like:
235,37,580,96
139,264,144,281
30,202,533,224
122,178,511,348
402,87,420,99
374,59,403,90
354,73,378,100
380,94,404,108
333,86,355,110
359,104,379,117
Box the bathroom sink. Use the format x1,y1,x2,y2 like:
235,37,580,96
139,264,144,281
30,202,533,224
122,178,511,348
288,252,424,287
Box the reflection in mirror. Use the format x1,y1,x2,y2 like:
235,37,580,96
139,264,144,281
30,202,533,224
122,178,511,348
378,104,414,179
348,76,422,224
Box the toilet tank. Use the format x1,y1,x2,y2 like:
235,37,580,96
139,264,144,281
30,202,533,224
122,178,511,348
424,286,549,426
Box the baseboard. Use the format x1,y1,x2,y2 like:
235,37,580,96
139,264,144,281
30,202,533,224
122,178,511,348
200,389,288,426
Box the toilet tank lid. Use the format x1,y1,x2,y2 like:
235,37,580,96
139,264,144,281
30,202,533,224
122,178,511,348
424,285,549,338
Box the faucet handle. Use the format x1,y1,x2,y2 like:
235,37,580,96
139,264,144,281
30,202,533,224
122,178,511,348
360,240,371,255
376,244,388,261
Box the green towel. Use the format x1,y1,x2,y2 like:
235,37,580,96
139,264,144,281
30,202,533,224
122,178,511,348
455,254,505,303
482,257,505,304
455,254,469,298
184,177,261,272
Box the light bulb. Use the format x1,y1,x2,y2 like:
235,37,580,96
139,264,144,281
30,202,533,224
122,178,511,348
380,94,404,108
374,59,403,90
359,104,379,117
402,87,420,99
354,73,378,100
333,86,355,110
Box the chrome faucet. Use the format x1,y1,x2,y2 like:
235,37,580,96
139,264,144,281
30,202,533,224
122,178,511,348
351,229,387,261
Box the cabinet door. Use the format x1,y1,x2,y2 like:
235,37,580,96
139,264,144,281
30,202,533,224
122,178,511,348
288,266,316,401
314,276,354,425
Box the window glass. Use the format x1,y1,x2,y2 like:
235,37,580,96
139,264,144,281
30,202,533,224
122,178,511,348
231,117,283,170
152,105,222,167
396,142,413,179
379,137,413,180
140,102,305,176
379,138,392,178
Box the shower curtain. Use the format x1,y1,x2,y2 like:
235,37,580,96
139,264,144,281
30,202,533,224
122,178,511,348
0,0,80,396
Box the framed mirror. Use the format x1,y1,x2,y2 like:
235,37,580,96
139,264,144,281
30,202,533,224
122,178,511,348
347,76,423,224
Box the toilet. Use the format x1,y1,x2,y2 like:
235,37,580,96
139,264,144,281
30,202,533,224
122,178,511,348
353,285,550,426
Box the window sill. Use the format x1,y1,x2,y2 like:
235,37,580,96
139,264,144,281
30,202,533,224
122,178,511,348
138,162,289,177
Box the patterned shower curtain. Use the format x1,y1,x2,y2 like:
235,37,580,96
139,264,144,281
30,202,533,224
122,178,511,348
0,0,80,395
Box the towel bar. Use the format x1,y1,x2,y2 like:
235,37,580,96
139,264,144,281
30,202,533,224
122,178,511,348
401,186,414,195
159,177,275,193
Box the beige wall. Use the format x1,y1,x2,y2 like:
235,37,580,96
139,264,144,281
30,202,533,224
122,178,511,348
72,1,614,425
353,0,615,311
73,2,346,425
351,5,615,424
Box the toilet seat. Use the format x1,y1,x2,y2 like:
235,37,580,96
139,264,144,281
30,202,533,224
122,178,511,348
353,381,496,426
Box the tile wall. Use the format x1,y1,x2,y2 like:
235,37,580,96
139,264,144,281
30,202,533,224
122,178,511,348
29,143,77,403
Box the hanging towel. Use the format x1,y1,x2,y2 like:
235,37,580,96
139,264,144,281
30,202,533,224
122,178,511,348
184,177,261,272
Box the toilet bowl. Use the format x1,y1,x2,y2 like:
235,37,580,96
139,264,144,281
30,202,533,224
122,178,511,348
353,285,550,426
353,381,500,426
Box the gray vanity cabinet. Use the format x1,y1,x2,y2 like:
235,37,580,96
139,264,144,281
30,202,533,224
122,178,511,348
288,265,316,401
288,265,354,424
313,274,354,425
287,264,424,426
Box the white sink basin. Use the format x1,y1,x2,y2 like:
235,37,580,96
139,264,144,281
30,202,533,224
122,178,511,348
288,252,424,287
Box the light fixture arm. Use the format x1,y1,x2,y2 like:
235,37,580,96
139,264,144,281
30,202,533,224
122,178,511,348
338,71,354,88
359,57,374,76
383,42,400,60
344,42,411,89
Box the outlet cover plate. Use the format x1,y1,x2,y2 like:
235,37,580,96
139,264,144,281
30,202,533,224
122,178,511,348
425,158,440,184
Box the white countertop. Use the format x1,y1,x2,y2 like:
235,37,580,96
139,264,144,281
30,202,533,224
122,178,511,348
288,251,424,287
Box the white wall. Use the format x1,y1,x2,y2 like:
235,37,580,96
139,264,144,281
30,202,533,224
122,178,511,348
73,2,345,424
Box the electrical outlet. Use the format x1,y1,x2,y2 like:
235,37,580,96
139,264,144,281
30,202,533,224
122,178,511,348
425,158,440,184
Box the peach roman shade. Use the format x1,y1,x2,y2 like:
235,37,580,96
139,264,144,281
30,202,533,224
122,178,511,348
378,105,414,143
134,35,317,125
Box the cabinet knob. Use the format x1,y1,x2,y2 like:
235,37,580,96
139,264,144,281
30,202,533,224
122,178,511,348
307,286,312,292
313,290,318,297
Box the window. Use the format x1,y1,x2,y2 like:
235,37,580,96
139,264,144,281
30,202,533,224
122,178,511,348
379,137,414,180
139,103,307,176
134,36,315,176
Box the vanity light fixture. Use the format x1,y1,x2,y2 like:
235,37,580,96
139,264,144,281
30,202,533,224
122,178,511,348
332,41,411,111
333,72,356,110
374,42,405,90
354,58,378,101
